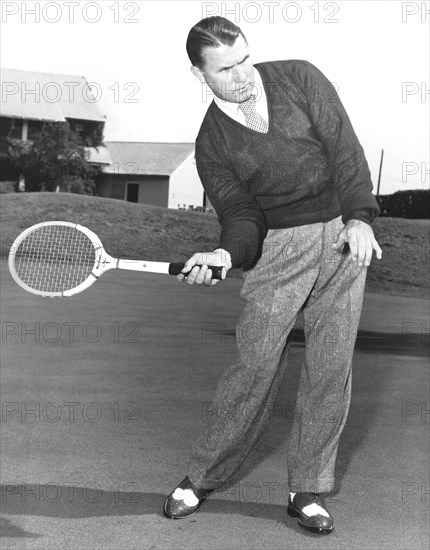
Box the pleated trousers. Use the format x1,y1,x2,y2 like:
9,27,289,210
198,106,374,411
188,216,367,493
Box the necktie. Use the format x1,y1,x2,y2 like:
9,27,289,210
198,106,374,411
239,95,268,133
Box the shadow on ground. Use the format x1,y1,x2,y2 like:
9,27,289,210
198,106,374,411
207,329,428,497
0,486,288,523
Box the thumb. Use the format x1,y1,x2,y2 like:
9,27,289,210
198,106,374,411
181,257,198,274
332,229,347,249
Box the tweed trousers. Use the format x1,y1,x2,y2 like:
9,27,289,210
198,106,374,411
187,216,367,493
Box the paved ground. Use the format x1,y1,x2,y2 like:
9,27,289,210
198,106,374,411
1,262,429,549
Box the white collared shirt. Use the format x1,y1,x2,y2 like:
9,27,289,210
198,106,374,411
213,66,268,126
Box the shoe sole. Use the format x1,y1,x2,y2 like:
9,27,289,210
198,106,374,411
287,505,333,535
162,496,205,520
162,506,200,520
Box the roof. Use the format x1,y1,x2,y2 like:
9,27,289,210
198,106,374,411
85,146,112,166
1,68,106,123
102,142,195,176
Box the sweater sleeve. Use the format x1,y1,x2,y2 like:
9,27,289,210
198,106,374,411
294,61,380,224
195,129,267,270
343,208,374,225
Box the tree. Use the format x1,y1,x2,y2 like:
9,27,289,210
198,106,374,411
6,121,102,194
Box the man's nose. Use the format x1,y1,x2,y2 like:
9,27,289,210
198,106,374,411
232,66,247,83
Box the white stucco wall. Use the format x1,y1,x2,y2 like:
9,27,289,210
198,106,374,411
168,153,204,209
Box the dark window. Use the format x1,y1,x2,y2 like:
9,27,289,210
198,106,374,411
8,119,23,140
28,120,43,140
0,117,13,139
126,183,139,203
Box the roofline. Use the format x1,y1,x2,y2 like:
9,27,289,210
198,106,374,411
1,67,91,81
1,114,106,122
105,141,195,146
0,114,65,122
102,169,172,176
102,143,195,176
1,69,107,121
170,151,195,179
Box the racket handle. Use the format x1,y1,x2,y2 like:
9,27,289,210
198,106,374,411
169,263,225,280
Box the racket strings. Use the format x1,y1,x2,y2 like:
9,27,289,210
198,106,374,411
13,225,96,293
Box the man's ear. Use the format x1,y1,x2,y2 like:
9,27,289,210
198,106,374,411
190,66,206,84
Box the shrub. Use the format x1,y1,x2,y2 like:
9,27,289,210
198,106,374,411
0,181,16,193
376,189,429,219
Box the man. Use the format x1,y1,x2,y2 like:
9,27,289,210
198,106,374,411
163,16,382,534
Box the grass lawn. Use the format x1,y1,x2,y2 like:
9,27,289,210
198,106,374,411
1,192,428,298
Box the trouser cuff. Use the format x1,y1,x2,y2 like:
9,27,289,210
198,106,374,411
288,478,335,493
187,467,224,491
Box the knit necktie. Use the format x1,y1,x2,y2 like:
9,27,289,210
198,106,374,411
239,95,268,133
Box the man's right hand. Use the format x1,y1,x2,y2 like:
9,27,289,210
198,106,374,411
177,249,232,286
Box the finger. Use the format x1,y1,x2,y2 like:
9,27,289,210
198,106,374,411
347,231,358,261
372,237,383,259
176,273,186,283
181,253,203,274
186,265,201,285
360,233,376,266
204,268,213,286
363,237,373,266
356,233,367,266
195,264,208,285
331,229,346,249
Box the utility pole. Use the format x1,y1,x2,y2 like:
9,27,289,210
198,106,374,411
376,149,384,196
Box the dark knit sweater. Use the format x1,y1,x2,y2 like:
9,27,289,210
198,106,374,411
195,60,380,270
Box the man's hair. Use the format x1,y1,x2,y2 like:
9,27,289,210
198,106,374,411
186,16,247,69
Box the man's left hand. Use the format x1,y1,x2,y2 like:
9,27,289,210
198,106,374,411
331,219,382,266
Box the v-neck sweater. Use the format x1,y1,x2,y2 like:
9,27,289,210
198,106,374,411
195,60,380,270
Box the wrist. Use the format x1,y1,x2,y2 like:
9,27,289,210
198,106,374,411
212,248,232,271
344,209,373,225
346,218,367,225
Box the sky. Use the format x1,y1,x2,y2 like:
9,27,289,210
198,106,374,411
1,0,429,194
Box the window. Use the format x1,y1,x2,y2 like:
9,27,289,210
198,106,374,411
8,119,23,140
126,183,139,203
28,120,43,140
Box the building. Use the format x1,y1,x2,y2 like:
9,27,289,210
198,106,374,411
98,141,205,209
0,68,111,184
0,69,206,209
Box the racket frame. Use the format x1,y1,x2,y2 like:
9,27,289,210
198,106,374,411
8,221,112,298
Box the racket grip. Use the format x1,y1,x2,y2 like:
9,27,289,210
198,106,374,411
169,263,224,280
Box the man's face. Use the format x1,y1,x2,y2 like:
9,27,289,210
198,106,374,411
191,34,255,103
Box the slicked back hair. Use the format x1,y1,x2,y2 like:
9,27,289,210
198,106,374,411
186,16,247,70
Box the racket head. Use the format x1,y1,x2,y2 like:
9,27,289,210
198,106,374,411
8,221,107,297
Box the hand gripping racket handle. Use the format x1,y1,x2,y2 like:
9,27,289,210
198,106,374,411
168,263,225,280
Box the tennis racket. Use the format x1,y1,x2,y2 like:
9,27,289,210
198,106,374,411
8,221,225,297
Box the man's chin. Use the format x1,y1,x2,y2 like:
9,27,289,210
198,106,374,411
225,88,253,103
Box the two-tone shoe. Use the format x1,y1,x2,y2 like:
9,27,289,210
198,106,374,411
163,476,209,519
287,492,333,534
